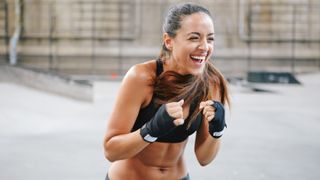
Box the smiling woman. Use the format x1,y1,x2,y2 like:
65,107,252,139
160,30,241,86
103,3,230,180
162,12,214,75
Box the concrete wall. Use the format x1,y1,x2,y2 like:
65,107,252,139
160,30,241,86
0,0,319,77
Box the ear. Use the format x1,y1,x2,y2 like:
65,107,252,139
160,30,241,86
163,33,173,51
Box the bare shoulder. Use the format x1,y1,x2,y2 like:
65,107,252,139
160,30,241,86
213,84,221,100
121,60,157,107
210,77,222,101
104,60,157,136
124,60,156,84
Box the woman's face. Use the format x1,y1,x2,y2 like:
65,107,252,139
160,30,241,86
165,12,214,75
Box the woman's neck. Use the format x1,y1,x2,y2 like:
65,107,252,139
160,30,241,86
163,58,188,75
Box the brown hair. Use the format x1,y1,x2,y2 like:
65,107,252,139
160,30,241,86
154,3,230,128
154,61,230,128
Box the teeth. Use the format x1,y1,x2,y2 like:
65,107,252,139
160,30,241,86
191,56,206,61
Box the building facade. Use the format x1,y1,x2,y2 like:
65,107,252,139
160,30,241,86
1,0,319,78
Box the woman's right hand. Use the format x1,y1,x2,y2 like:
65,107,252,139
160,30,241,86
140,99,185,142
166,99,185,126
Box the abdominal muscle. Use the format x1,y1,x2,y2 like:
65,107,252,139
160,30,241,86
108,140,188,180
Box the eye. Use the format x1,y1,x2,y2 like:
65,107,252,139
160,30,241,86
188,36,199,41
208,37,215,42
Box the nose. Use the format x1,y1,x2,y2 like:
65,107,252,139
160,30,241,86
198,39,209,51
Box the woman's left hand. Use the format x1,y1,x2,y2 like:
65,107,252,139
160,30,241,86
199,100,215,121
200,100,226,138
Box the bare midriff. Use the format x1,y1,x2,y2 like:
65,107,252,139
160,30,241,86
108,140,188,180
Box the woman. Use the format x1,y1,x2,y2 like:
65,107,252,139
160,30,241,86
103,3,230,180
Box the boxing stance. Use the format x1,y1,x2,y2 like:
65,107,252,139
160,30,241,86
103,3,230,180
140,100,226,143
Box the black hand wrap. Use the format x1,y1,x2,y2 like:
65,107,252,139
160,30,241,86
209,101,226,138
140,104,176,143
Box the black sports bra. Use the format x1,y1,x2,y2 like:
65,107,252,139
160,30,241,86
131,59,202,143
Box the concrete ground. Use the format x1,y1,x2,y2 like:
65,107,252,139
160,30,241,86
0,72,320,180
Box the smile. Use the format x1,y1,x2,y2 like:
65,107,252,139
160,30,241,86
190,55,206,64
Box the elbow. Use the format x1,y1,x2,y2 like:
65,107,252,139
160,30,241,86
103,140,119,162
103,144,114,162
195,151,215,166
104,146,114,162
104,146,122,162
104,150,117,162
198,160,209,166
197,157,213,166
199,162,209,167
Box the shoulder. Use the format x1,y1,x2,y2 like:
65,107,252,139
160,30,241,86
209,75,223,102
121,60,157,107
124,60,157,85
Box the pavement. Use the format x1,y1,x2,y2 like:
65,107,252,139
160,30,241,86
0,72,320,180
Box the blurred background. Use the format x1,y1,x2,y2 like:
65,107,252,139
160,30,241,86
1,0,319,79
0,0,320,180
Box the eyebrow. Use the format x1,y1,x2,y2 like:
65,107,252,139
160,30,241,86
188,32,215,36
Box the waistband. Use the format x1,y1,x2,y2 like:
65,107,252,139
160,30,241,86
105,173,190,180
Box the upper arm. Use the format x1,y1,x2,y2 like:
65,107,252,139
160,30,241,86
104,64,154,142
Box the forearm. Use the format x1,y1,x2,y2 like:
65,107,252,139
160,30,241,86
195,136,221,166
104,130,149,162
104,101,182,162
195,100,226,165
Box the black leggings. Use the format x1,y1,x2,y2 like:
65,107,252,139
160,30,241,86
105,173,190,180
